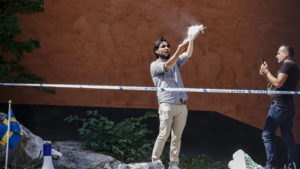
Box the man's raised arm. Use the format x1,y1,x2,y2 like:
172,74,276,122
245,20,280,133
186,38,195,59
260,61,288,88
164,42,188,71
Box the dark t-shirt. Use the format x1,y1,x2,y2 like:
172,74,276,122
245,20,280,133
271,61,300,101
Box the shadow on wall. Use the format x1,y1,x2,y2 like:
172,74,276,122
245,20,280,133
0,103,299,167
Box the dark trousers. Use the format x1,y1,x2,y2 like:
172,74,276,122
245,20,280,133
262,100,298,169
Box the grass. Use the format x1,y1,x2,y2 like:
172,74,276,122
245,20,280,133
178,155,228,169
158,142,228,169
160,153,228,169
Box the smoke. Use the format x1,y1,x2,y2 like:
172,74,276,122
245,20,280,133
167,8,203,42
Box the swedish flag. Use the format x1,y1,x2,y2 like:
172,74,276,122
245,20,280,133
0,110,23,150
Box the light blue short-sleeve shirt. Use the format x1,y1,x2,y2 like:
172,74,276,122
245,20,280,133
150,52,189,105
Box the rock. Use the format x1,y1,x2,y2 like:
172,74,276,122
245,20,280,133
0,112,44,167
118,160,165,169
52,141,122,169
104,160,165,169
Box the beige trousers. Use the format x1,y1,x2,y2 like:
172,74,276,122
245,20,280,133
152,103,188,167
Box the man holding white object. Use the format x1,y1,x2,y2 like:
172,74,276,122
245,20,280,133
260,44,299,169
150,35,198,169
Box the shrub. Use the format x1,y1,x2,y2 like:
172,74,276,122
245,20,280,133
64,110,157,162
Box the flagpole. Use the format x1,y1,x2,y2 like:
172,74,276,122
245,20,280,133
5,100,12,169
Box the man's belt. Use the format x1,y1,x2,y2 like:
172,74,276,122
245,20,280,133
179,98,187,105
180,101,187,105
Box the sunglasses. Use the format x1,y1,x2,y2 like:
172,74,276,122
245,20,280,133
160,45,171,48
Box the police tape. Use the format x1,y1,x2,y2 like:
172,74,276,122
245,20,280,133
0,83,299,95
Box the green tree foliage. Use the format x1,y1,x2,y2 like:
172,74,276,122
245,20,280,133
0,0,55,94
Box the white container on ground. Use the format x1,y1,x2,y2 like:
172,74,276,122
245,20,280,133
41,141,55,169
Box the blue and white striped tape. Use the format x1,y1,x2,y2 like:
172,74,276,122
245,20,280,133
0,83,299,95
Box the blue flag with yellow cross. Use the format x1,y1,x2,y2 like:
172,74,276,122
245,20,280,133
0,110,23,150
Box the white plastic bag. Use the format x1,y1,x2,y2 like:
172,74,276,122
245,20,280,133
228,149,264,169
182,25,206,43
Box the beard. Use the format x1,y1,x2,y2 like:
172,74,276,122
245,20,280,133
159,53,170,60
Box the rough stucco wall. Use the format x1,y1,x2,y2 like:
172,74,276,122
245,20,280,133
1,0,300,142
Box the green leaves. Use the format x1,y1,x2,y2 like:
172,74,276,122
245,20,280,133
65,110,157,163
105,124,113,129
64,115,75,122
0,0,45,15
87,110,98,116
82,122,89,128
0,0,55,94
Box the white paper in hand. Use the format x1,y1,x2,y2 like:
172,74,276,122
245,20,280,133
183,25,206,43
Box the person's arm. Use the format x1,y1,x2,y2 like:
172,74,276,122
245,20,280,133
165,31,200,70
186,40,194,59
164,42,188,71
265,76,271,83
266,72,288,88
186,32,200,59
260,61,288,88
150,62,166,76
260,69,271,83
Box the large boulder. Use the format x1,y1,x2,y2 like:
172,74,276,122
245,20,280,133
52,141,122,169
0,112,43,168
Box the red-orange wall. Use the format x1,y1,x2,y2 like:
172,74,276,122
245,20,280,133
1,0,300,142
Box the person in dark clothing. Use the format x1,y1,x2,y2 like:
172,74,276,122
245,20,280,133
260,44,299,169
